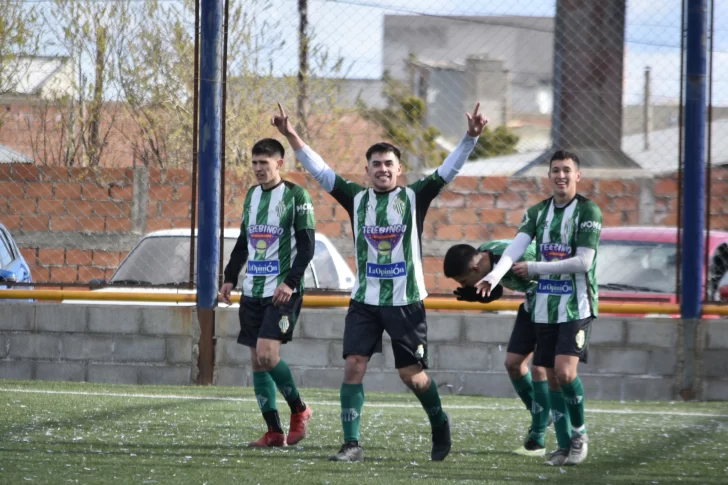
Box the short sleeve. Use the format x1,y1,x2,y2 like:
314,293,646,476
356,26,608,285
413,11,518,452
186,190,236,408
576,201,602,249
293,187,316,231
517,205,539,239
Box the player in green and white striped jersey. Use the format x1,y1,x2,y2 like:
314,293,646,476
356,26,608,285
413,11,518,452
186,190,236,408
476,150,602,467
273,102,488,462
221,138,316,449
443,240,552,457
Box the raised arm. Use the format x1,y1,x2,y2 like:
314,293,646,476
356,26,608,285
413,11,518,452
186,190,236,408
437,102,488,183
272,102,336,192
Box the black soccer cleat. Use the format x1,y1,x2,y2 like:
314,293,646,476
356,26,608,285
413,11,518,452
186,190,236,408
431,414,452,461
328,441,364,462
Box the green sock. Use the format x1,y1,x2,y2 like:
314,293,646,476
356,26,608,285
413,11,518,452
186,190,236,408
253,371,277,413
414,379,447,428
529,380,550,446
340,383,364,442
511,371,534,411
268,360,303,410
561,377,586,435
549,390,572,449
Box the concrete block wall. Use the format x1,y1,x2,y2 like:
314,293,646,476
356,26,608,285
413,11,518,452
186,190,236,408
213,307,720,402
0,303,198,385
1,302,727,401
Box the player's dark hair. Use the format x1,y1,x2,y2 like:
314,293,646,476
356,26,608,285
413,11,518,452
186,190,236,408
549,149,580,169
366,142,401,163
443,244,479,278
252,138,285,159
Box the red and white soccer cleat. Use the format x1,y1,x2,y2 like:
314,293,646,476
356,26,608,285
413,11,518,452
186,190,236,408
286,406,313,445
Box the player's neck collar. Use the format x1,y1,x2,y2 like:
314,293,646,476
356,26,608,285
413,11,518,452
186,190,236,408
261,179,284,191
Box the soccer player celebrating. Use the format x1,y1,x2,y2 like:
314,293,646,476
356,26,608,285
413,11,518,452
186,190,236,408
443,240,551,457
220,138,316,448
273,102,487,462
476,150,602,466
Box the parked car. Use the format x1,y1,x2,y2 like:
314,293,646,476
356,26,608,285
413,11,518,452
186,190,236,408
597,226,728,305
496,226,728,317
66,228,354,305
0,222,32,290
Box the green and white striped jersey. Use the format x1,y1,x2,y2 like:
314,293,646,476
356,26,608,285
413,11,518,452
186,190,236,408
240,181,315,298
479,240,538,310
517,195,602,323
330,171,447,306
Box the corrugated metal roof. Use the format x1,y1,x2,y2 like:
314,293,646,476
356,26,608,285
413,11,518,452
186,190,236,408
0,144,32,164
7,57,67,95
431,119,728,176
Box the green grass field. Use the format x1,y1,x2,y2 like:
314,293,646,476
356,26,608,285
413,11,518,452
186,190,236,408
0,380,727,484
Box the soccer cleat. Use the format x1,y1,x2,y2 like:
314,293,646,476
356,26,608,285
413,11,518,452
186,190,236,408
564,433,588,466
328,442,364,462
543,448,570,466
287,406,313,445
512,438,546,457
431,414,452,461
248,431,286,448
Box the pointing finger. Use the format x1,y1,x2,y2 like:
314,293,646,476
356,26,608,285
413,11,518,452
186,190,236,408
472,102,480,117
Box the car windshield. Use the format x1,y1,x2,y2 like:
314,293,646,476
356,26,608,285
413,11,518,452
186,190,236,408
110,236,237,286
109,235,342,289
596,240,677,293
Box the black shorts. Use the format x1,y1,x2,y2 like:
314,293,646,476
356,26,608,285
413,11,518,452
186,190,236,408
532,317,593,368
506,303,537,356
343,299,428,369
237,293,303,348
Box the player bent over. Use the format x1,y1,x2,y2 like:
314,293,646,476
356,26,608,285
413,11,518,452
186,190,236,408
220,138,316,448
476,150,602,466
273,102,487,462
443,240,551,456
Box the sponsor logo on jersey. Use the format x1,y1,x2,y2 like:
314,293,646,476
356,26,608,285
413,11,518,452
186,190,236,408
539,242,571,261
296,202,314,214
366,261,407,278
363,224,407,255
247,260,280,276
537,279,574,295
248,224,284,257
580,220,601,232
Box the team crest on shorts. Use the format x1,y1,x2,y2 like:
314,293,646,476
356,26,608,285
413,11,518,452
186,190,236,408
575,329,585,349
415,344,425,359
279,315,290,334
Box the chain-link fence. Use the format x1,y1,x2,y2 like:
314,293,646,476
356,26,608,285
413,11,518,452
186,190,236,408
1,0,727,304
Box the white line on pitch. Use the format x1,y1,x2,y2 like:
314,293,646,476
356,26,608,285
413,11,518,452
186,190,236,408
1,387,727,418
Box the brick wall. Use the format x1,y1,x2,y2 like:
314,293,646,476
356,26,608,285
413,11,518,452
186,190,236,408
2,163,728,294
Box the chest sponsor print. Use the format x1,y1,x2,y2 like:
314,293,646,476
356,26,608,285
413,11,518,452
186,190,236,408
537,279,574,295
539,242,571,262
248,224,284,257
362,224,406,256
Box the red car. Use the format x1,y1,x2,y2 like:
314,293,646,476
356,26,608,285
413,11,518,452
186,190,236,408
597,226,728,313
